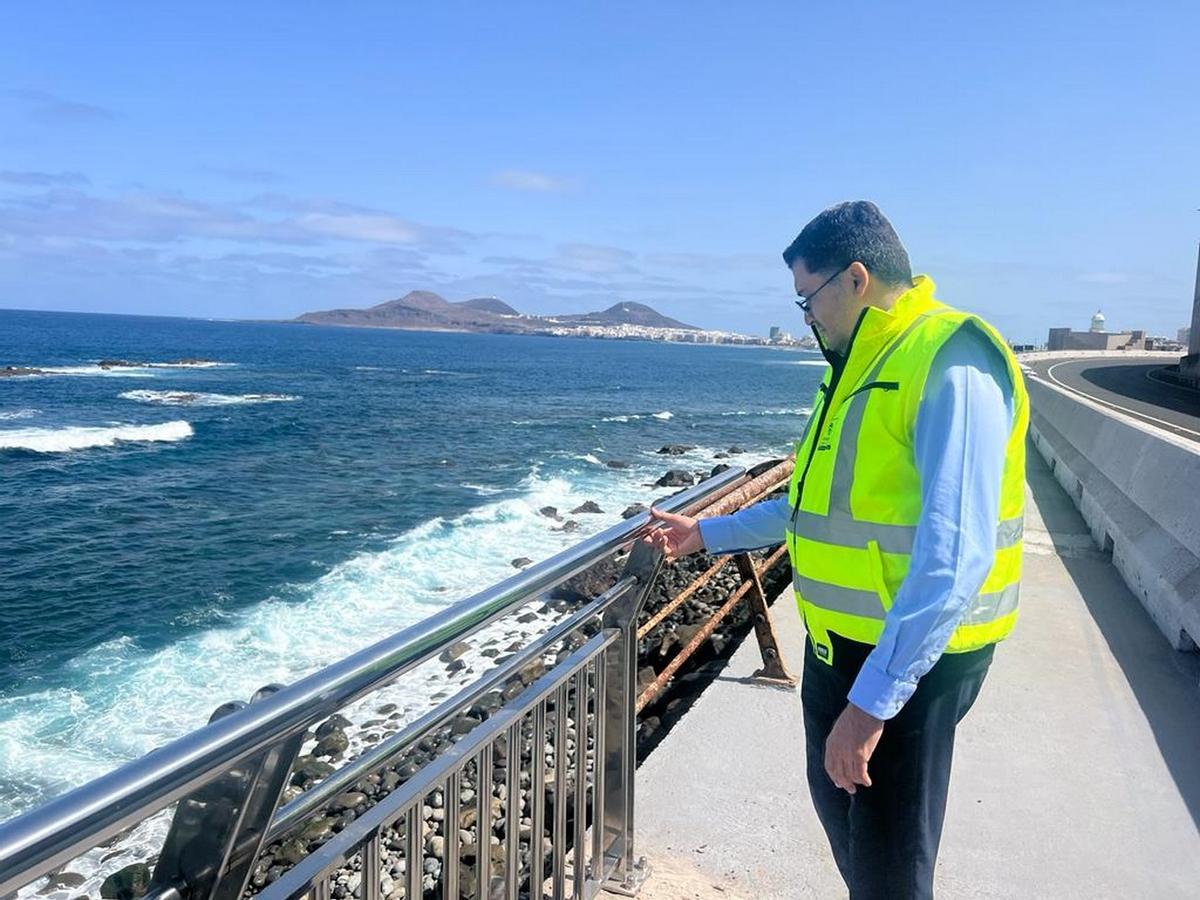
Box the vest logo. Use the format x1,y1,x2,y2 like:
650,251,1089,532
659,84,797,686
815,643,830,661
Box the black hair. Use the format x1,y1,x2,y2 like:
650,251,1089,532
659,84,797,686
782,200,913,287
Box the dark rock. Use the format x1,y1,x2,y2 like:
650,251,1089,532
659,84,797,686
710,464,732,477
538,506,561,521
727,445,746,454
333,791,367,810
0,366,46,377
276,838,308,865
291,756,335,785
657,444,696,455
299,816,334,844
713,452,730,459
747,457,787,479
570,500,603,514
511,557,533,568
100,863,151,900
517,659,547,686
558,520,580,533
314,730,349,757
621,503,648,520
315,714,352,740
439,640,472,664
516,611,539,623
655,469,694,487
605,460,630,469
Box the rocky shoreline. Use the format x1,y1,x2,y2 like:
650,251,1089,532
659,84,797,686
80,458,792,900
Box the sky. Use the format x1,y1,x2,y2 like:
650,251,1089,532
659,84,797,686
1,1,1198,344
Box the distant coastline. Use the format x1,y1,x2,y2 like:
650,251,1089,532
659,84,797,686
293,290,818,350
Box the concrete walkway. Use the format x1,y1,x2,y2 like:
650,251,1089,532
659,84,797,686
628,446,1200,899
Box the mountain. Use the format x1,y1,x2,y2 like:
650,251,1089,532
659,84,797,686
294,293,700,333
553,302,698,330
456,297,520,316
294,291,528,332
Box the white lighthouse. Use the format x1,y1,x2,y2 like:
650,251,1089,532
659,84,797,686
1090,310,1106,333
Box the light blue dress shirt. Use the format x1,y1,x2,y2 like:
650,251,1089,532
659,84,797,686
698,325,1014,720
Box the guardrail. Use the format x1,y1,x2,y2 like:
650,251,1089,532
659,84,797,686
0,462,798,900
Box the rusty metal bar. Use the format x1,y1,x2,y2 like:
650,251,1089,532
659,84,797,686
692,459,793,519
636,555,731,640
635,545,788,712
734,553,796,685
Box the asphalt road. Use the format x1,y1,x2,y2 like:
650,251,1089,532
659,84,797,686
1025,356,1200,443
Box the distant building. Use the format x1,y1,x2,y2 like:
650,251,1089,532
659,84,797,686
1047,312,1145,351
1179,326,1191,346
769,325,782,341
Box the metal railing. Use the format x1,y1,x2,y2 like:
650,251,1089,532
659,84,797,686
0,466,767,900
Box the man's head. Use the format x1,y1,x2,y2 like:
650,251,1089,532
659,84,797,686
782,201,913,353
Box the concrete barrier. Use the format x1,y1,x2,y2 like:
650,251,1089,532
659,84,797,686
1025,375,1200,651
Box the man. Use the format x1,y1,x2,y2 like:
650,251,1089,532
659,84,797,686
646,200,1027,899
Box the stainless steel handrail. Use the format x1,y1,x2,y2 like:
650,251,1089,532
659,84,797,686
0,467,744,897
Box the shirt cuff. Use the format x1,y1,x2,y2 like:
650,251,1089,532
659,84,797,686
847,657,918,721
697,515,737,554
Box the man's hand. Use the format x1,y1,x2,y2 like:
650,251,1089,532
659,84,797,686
824,703,885,794
642,508,704,559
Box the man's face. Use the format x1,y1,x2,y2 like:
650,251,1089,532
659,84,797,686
791,260,858,354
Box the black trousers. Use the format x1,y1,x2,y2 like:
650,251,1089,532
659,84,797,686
802,633,993,900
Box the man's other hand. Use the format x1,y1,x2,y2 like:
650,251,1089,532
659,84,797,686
642,508,704,559
824,703,885,794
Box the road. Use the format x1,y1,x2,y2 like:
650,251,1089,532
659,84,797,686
1025,356,1200,443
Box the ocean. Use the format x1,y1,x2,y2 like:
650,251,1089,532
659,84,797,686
0,308,824,822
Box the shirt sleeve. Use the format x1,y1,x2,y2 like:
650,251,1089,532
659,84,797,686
698,496,791,554
847,325,1014,720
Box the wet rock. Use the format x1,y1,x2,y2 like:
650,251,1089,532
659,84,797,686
710,463,732,477
713,451,730,459
100,863,151,900
439,641,472,664
315,714,352,740
517,658,547,686
0,366,46,377
511,557,533,568
538,506,561,521
656,444,696,455
314,730,349,757
292,756,336,785
655,469,694,487
621,503,648,519
558,520,580,533
727,445,746,454
570,501,603,514
276,838,308,865
605,460,630,469
333,791,367,810
299,816,334,844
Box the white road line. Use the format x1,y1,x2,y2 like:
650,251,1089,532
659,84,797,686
1044,360,1200,440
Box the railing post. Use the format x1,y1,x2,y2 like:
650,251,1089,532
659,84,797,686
734,553,797,687
593,540,661,895
148,685,306,900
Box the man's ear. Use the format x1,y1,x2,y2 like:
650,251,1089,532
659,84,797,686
847,261,871,298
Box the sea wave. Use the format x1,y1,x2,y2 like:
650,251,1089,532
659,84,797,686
120,390,299,406
0,421,194,453
718,407,812,417
0,409,39,421
35,366,158,378
600,410,673,423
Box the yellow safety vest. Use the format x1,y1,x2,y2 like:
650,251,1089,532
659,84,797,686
786,276,1029,666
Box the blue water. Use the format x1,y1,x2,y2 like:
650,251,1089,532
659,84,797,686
0,308,823,818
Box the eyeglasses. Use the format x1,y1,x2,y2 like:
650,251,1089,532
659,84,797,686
794,265,847,313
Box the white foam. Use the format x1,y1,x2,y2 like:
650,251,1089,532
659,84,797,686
719,406,812,417
573,453,603,466
36,366,157,378
600,410,673,423
120,390,299,406
0,421,194,453
0,409,39,421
